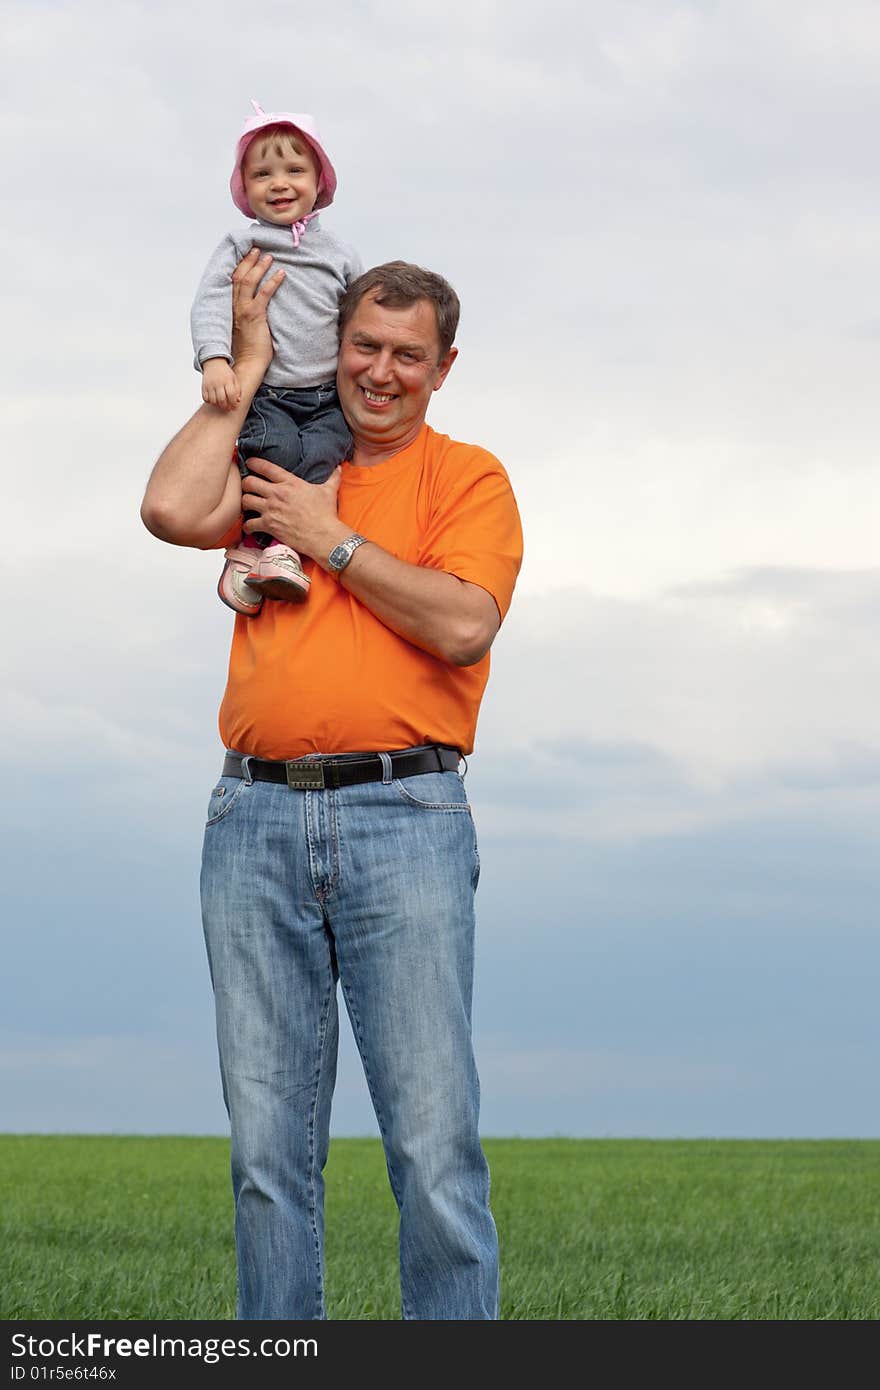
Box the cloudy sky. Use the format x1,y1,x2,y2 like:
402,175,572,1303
3,0,879,1138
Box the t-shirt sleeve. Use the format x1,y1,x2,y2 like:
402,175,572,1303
417,447,524,621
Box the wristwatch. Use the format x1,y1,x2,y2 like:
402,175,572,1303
327,532,368,574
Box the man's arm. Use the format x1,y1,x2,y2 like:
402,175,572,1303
340,541,501,668
140,250,285,547
241,461,501,667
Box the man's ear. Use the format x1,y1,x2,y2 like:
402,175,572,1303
433,346,458,392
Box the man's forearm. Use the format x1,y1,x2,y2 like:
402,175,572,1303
333,540,500,668
142,354,265,547
141,402,247,547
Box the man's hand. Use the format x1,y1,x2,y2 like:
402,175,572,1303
202,359,241,411
243,460,349,563
231,248,286,378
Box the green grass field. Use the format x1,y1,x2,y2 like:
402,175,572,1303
2,1136,878,1319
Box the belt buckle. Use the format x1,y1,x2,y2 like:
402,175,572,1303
285,760,326,790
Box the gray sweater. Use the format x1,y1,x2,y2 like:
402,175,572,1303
190,216,363,388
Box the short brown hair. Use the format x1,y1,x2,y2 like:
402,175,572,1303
338,261,460,360
246,125,316,168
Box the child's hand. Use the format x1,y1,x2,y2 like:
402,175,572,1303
202,358,242,411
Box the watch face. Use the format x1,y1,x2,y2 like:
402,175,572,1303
330,535,364,570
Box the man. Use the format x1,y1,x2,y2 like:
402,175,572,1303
141,253,523,1320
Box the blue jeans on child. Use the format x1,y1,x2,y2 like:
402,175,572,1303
200,761,499,1320
236,382,353,547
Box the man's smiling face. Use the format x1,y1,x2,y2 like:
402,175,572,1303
336,292,457,456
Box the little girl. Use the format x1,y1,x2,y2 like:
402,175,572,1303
191,100,363,615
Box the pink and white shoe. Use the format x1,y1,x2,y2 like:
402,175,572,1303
217,546,264,616
246,543,310,603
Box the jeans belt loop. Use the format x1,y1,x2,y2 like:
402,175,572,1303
378,752,393,785
241,755,255,786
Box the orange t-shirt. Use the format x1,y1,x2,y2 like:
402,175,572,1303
212,424,523,759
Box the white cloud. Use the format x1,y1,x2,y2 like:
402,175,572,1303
10,0,880,606
471,566,880,837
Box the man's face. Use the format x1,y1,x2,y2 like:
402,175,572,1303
337,292,457,454
242,135,319,226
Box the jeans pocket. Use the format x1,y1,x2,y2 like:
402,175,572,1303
205,776,247,826
392,771,471,812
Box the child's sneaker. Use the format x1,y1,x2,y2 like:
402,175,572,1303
218,546,264,616
246,543,311,603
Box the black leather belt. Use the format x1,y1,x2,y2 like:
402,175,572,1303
223,743,461,791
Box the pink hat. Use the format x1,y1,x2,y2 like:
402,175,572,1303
230,99,337,218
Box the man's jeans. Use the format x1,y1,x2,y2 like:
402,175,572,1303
236,382,353,547
200,764,499,1320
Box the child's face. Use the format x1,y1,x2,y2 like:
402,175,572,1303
242,134,320,225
